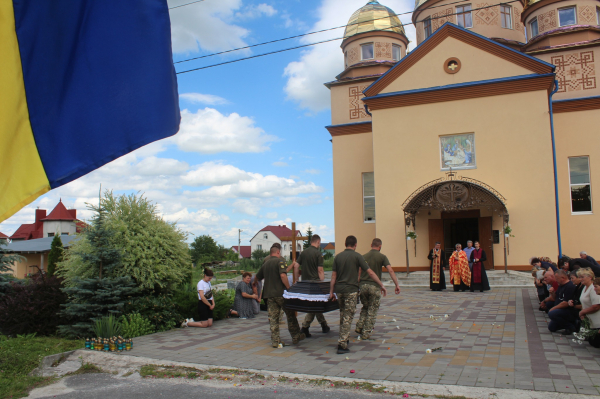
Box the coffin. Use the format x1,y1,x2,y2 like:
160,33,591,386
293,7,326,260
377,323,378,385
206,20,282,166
283,280,339,313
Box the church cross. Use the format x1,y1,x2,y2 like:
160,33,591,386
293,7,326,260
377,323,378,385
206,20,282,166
448,62,458,71
279,222,308,263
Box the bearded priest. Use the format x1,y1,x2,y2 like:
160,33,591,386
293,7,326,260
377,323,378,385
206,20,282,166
448,243,471,292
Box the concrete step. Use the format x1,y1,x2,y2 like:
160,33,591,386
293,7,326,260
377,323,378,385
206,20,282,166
382,270,534,287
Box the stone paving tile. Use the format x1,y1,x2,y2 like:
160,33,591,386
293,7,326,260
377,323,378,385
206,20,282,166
126,287,600,393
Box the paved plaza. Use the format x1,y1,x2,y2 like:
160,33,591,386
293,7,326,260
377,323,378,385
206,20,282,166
128,288,600,395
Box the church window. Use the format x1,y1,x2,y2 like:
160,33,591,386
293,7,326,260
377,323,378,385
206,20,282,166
344,51,348,68
361,43,374,60
500,5,512,29
456,5,472,28
424,18,432,38
363,172,375,222
558,6,576,27
392,44,401,61
530,18,538,37
597,7,600,25
569,157,592,213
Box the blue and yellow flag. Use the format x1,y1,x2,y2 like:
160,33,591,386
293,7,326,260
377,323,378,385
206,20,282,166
1,0,180,222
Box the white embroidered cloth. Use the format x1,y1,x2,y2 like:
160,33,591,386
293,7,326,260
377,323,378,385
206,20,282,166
283,290,336,302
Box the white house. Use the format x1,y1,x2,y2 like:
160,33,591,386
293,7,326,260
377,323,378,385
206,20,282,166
249,225,303,260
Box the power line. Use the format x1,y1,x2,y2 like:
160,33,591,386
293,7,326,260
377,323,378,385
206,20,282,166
169,0,206,10
174,0,484,65
175,0,522,75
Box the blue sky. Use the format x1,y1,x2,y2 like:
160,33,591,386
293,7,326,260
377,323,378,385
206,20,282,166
0,0,415,247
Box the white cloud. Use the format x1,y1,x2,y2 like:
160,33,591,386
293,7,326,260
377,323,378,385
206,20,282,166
179,93,228,105
272,162,288,167
283,0,415,112
173,108,278,154
236,3,277,19
232,199,261,216
266,212,278,219
200,173,322,199
182,162,252,187
303,169,321,174
169,0,250,54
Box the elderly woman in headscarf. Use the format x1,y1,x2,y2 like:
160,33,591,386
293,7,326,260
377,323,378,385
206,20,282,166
448,243,471,292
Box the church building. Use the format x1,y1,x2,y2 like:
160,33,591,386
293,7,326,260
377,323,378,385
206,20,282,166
326,0,600,270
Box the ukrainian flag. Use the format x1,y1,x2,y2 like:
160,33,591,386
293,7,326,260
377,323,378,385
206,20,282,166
1,0,180,222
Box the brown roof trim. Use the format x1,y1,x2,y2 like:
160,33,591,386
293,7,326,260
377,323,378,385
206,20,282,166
341,30,409,49
526,38,600,55
553,96,600,113
363,74,554,110
364,24,553,97
324,75,380,89
523,26,600,52
326,122,372,137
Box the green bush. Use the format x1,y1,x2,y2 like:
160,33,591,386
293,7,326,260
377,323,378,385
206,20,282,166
91,314,122,338
173,284,199,321
212,289,235,321
125,294,181,333
119,313,154,338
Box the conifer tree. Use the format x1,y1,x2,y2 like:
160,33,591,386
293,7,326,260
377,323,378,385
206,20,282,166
47,235,64,277
0,243,24,295
58,203,137,337
303,227,314,249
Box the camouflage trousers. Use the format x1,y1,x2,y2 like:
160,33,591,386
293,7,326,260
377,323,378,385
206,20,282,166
302,312,328,329
267,297,301,346
355,284,381,339
337,292,358,349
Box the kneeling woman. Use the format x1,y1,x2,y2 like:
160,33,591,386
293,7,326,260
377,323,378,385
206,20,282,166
229,272,259,319
186,268,215,328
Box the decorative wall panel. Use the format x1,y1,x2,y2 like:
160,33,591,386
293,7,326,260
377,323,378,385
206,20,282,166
579,6,596,24
348,47,359,64
349,85,370,119
513,8,522,31
538,9,557,33
551,51,596,92
375,42,392,59
475,3,499,25
432,8,454,30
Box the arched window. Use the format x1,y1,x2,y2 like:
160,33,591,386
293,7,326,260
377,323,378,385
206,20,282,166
263,233,268,239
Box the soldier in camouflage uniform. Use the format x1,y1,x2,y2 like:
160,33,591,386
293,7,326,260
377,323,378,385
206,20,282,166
356,238,401,339
329,235,387,354
255,246,305,347
291,234,331,337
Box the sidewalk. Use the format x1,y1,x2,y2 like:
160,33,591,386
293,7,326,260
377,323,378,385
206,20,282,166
125,288,600,395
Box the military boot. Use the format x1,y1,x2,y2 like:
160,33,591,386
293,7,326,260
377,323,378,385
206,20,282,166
292,333,306,344
300,327,311,338
321,323,330,333
337,345,349,354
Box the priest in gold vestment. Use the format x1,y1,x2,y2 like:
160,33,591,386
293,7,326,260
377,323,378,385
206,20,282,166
448,243,471,292
428,242,446,291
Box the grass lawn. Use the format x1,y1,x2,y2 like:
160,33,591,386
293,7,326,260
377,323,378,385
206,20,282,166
0,335,83,399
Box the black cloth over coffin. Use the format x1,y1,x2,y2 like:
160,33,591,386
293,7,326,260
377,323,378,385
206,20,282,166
284,280,339,314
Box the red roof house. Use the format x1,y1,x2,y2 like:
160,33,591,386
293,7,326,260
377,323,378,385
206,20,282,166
231,245,252,259
9,200,85,241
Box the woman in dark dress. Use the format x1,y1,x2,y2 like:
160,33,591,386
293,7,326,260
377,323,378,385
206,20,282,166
469,241,490,292
428,242,446,291
229,272,258,319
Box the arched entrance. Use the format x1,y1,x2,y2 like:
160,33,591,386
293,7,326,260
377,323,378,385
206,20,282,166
401,171,509,272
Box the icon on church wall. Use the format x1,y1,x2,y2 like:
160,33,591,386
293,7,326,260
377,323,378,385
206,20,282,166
440,133,476,170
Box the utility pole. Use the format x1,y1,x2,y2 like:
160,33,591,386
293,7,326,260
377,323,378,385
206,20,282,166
238,229,242,260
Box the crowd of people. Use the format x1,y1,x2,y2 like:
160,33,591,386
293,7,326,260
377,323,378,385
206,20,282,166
531,252,600,347
428,240,490,292
181,234,401,354
181,238,600,353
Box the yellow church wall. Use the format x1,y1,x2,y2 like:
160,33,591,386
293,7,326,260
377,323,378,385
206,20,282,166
413,0,525,45
330,81,375,126
554,109,600,256
379,37,533,94
343,35,407,69
369,90,559,268
533,47,600,101
332,132,376,255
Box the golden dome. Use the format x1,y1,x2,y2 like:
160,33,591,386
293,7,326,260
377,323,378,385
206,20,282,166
343,1,406,39
414,0,429,10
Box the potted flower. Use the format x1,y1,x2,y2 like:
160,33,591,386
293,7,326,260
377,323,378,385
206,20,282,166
504,225,514,238
406,231,417,241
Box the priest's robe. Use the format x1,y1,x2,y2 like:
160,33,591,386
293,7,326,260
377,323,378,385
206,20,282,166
469,248,490,292
448,250,471,291
428,248,446,291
